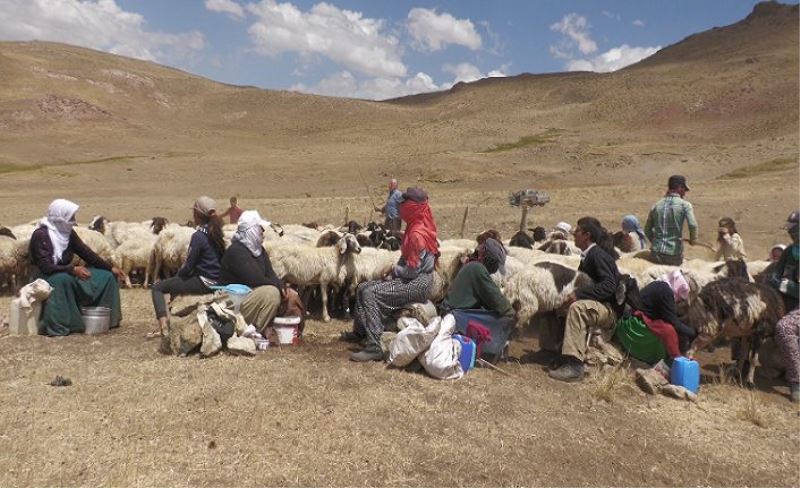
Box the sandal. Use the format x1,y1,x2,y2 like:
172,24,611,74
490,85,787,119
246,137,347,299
144,329,162,339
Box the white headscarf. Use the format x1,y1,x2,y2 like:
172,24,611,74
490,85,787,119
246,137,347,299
232,210,266,257
41,199,79,264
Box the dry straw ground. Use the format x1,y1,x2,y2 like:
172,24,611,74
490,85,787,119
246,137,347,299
0,2,799,486
0,290,798,487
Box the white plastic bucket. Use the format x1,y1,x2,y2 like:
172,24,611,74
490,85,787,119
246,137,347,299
274,326,297,345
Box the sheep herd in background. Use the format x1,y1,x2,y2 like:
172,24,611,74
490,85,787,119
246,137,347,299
0,215,785,383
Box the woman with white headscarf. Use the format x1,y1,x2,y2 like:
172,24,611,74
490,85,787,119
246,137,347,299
220,210,300,333
29,199,126,336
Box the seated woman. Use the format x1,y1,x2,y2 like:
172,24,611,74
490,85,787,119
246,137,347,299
347,187,439,362
621,214,647,253
440,238,513,318
634,270,697,358
220,210,301,333
29,199,126,336
149,196,224,338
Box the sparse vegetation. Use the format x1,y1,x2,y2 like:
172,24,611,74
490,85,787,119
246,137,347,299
0,162,40,174
737,391,769,428
722,157,797,179
589,363,629,403
480,128,562,153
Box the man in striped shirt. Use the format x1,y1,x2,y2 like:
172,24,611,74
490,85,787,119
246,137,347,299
644,175,698,266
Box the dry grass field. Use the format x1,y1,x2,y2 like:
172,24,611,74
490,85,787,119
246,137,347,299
0,290,799,487
1,2,799,486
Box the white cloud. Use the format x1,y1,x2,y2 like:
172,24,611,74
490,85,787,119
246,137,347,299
291,71,438,100
293,63,508,100
0,0,206,63
245,0,406,78
205,0,245,19
443,62,483,84
633,19,645,27
550,13,597,55
565,44,660,73
601,10,621,21
406,8,482,52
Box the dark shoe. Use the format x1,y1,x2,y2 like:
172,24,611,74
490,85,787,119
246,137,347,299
548,359,585,382
350,344,384,362
791,383,800,403
547,354,568,371
340,330,365,343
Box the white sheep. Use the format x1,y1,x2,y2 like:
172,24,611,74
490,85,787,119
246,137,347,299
72,227,114,264
10,223,37,242
0,236,19,290
112,233,157,288
266,233,361,322
503,261,593,329
149,226,195,282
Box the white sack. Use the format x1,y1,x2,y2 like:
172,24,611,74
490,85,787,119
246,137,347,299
419,314,463,380
18,279,52,310
388,316,441,367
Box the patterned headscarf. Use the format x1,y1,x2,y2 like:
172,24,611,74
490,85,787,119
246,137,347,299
232,210,265,257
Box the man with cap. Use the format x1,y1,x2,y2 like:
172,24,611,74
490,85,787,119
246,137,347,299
771,210,800,402
440,238,514,318
375,178,404,232
644,175,698,266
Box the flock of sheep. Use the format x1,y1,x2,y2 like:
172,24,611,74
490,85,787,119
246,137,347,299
0,215,783,383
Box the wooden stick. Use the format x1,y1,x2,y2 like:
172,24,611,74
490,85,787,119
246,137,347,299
477,358,516,377
344,205,350,224
682,238,715,251
519,206,529,233
459,206,469,238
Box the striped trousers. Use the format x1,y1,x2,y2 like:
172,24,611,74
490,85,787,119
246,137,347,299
353,272,433,347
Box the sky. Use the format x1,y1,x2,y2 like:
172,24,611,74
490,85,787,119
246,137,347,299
0,0,795,100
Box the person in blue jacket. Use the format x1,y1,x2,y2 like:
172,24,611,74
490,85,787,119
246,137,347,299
148,196,225,338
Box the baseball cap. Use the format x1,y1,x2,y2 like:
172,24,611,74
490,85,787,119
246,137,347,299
192,196,216,216
668,175,690,191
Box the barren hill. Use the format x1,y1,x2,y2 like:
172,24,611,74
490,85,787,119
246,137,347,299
0,1,797,245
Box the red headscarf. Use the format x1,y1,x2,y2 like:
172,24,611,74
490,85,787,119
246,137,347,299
399,199,439,268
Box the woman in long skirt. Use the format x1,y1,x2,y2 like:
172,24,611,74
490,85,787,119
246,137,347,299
29,199,126,336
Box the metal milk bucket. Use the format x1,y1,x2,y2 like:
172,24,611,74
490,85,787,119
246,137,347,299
81,306,111,335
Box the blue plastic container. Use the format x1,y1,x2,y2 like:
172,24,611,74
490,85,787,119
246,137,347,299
454,334,476,374
451,309,514,363
670,356,700,393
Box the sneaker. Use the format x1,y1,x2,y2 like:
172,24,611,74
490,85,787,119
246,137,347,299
548,358,585,382
350,344,384,362
791,383,800,403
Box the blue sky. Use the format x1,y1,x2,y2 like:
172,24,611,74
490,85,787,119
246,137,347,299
0,0,794,99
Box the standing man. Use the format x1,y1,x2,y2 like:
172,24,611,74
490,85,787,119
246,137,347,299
644,175,698,266
375,178,404,232
220,196,243,225
549,217,620,382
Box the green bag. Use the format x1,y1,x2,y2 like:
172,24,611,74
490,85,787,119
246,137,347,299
614,315,667,364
